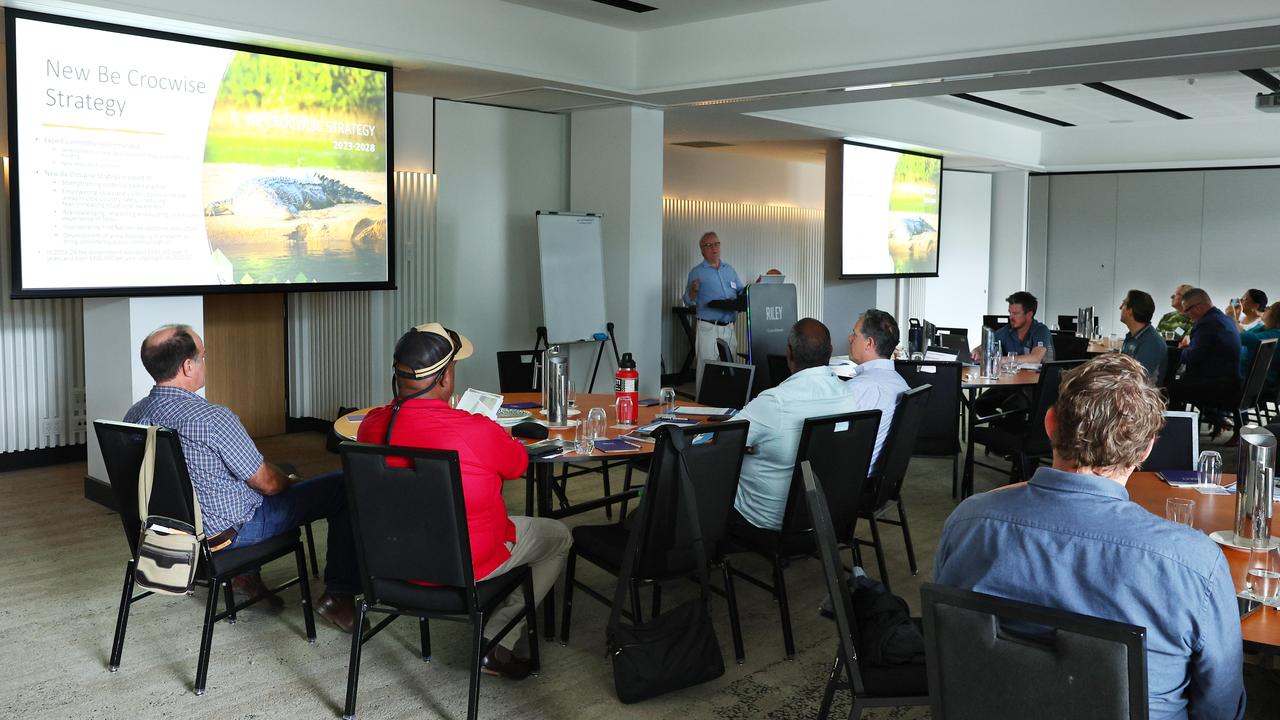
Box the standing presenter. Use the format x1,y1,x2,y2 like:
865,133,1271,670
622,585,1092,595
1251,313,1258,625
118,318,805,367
685,231,743,391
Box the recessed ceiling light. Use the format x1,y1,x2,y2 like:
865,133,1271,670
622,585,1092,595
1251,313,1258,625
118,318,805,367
1018,90,1046,96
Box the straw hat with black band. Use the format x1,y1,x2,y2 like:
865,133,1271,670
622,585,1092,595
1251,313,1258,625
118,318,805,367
384,322,474,443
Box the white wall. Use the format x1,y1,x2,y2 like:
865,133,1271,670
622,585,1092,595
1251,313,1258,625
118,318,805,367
989,170,1028,311
434,100,569,394
1035,167,1280,337
922,171,991,342
663,145,824,208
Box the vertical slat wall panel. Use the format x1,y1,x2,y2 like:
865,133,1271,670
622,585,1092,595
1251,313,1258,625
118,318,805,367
661,198,823,371
287,172,436,420
0,165,85,452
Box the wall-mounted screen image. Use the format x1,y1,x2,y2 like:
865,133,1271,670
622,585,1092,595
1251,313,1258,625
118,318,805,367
840,141,942,279
7,10,393,297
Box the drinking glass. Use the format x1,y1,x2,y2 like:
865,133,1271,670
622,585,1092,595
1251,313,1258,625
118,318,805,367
615,395,636,427
1108,333,1120,351
586,407,607,440
658,387,677,415
1004,351,1017,374
573,417,595,455
568,379,577,409
1196,450,1223,487
1165,497,1195,527
1245,546,1280,607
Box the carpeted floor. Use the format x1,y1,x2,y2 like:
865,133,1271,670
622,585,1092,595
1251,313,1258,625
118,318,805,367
0,429,1274,719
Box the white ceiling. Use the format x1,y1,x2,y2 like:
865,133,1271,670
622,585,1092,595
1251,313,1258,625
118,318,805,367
500,0,827,31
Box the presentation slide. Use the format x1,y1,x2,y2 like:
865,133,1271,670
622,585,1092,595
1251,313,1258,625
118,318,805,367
840,142,942,278
9,13,391,295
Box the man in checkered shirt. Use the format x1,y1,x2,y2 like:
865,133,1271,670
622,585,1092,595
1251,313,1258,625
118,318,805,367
125,324,361,633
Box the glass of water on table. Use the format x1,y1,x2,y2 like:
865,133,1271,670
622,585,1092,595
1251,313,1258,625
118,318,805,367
659,387,677,415
1245,545,1280,607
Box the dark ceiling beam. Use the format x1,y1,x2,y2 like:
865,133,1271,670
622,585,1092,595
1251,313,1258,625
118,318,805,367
950,93,1074,127
1240,68,1280,92
589,0,657,13
1083,81,1191,119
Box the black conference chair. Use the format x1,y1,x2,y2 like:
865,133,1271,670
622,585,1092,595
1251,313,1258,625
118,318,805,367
560,422,750,662
855,385,932,592
95,420,314,695
1056,314,1078,333
1160,345,1181,388
981,314,1010,331
496,349,542,393
920,583,1146,720
726,410,881,658
895,360,962,494
932,326,967,344
1051,330,1089,361
962,360,1083,497
931,333,969,356
766,353,792,388
802,462,930,719
339,442,539,720
1139,411,1200,472
1228,338,1277,433
715,338,735,363
698,361,755,410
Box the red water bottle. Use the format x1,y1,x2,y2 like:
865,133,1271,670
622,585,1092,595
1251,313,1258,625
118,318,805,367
614,352,639,424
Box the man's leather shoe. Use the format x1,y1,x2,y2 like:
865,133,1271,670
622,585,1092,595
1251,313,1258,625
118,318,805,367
231,572,285,610
481,644,533,680
316,593,363,634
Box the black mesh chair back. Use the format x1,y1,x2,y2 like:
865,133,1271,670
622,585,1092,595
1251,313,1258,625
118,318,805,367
496,350,542,393
698,361,755,409
632,421,750,578
766,353,792,388
932,334,968,355
921,583,1146,720
870,385,933,510
1161,345,1181,388
1023,361,1083,455
96,421,198,557
1240,338,1278,413
340,443,474,596
1051,331,1090,361
1139,411,1199,472
894,361,960,457
932,326,968,345
778,410,881,541
1057,314,1078,333
982,314,1009,330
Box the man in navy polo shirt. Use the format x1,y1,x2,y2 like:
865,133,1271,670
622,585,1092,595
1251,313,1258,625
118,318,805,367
1167,288,1242,419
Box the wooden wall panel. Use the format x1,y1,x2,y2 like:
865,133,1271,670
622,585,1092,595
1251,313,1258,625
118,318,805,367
203,293,286,438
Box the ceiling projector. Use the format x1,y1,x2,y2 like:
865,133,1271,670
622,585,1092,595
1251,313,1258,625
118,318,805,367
1257,92,1280,112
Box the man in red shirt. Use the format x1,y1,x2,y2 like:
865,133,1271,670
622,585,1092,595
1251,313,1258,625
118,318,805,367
357,323,571,680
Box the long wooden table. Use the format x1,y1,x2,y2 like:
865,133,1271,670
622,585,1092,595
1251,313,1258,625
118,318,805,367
1127,471,1280,651
958,367,1040,497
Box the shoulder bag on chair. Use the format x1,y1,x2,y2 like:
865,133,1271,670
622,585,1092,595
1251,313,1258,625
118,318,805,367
134,426,203,595
605,429,725,704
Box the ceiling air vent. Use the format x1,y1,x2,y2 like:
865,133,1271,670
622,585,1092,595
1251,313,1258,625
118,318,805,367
589,0,657,12
671,141,735,149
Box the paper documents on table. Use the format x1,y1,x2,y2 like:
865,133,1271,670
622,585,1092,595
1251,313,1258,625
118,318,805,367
672,406,735,416
1016,363,1042,371
456,388,503,420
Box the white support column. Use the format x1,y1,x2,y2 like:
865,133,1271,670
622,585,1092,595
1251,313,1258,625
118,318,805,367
569,106,664,395
84,296,203,486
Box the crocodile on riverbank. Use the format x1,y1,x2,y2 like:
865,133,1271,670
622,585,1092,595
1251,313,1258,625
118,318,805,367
204,174,380,220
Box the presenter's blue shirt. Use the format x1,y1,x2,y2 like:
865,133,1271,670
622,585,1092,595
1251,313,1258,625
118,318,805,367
935,468,1245,720
1123,323,1168,382
1183,307,1242,381
685,260,742,324
992,318,1054,360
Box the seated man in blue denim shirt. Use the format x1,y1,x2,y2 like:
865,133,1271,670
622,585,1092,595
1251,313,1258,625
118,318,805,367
935,354,1245,720
973,290,1054,415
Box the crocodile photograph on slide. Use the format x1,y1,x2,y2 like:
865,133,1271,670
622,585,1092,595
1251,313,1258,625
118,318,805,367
201,51,388,285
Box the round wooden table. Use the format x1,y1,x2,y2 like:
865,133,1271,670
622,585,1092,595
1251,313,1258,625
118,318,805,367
1127,471,1280,651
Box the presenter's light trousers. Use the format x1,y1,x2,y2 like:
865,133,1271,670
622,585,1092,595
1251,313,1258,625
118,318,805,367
695,320,737,392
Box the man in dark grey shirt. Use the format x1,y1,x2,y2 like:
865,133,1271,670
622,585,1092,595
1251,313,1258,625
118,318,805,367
1120,289,1167,383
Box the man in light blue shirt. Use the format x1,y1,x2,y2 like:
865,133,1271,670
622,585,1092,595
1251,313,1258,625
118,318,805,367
845,308,909,473
732,318,861,530
935,354,1245,720
685,231,743,390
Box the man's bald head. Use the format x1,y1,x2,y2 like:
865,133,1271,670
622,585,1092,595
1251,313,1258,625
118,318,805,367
140,324,201,383
787,318,833,372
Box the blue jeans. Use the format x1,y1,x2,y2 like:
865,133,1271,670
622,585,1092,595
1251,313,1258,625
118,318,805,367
228,471,359,595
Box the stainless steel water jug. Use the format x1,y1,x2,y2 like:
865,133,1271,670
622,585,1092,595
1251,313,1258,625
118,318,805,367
544,345,570,426
1235,424,1277,548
